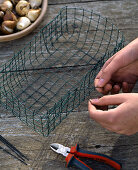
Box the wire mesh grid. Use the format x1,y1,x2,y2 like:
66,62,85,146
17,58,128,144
0,7,124,136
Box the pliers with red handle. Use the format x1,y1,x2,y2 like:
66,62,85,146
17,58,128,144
50,143,122,170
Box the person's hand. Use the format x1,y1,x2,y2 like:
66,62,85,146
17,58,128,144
95,60,138,94
95,38,138,94
88,93,138,135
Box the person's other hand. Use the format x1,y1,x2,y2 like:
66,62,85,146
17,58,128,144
95,38,138,94
88,93,138,135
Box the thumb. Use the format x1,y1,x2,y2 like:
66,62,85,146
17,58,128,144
97,51,126,87
88,100,113,123
97,61,117,88
97,38,138,88
90,93,128,106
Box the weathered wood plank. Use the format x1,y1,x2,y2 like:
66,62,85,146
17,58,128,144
0,0,137,56
48,0,122,5
0,111,138,170
0,0,138,169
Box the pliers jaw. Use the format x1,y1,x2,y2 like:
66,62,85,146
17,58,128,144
50,143,122,170
50,143,70,157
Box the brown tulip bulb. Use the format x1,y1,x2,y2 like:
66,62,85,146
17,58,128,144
3,10,18,22
1,20,16,34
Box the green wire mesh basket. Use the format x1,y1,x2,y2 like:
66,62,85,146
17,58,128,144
0,7,124,136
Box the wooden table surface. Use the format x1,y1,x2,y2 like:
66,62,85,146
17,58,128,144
0,0,138,170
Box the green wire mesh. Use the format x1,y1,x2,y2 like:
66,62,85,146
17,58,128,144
0,7,124,136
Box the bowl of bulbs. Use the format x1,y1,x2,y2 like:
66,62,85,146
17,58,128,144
0,0,48,42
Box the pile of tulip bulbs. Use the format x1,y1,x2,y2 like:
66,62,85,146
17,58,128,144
0,0,42,35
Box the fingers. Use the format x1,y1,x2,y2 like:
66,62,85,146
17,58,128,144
88,93,138,135
95,78,122,94
94,54,124,93
90,93,127,106
88,100,114,124
95,58,119,88
122,82,135,93
96,47,136,88
96,56,114,79
88,98,123,134
95,83,112,95
95,79,113,94
111,84,121,94
122,82,129,93
97,59,121,88
95,80,135,94
95,38,138,91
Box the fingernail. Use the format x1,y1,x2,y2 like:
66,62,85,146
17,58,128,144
90,99,99,103
97,78,104,87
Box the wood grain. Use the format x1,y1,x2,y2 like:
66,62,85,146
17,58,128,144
0,111,138,170
0,0,138,169
48,0,123,5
